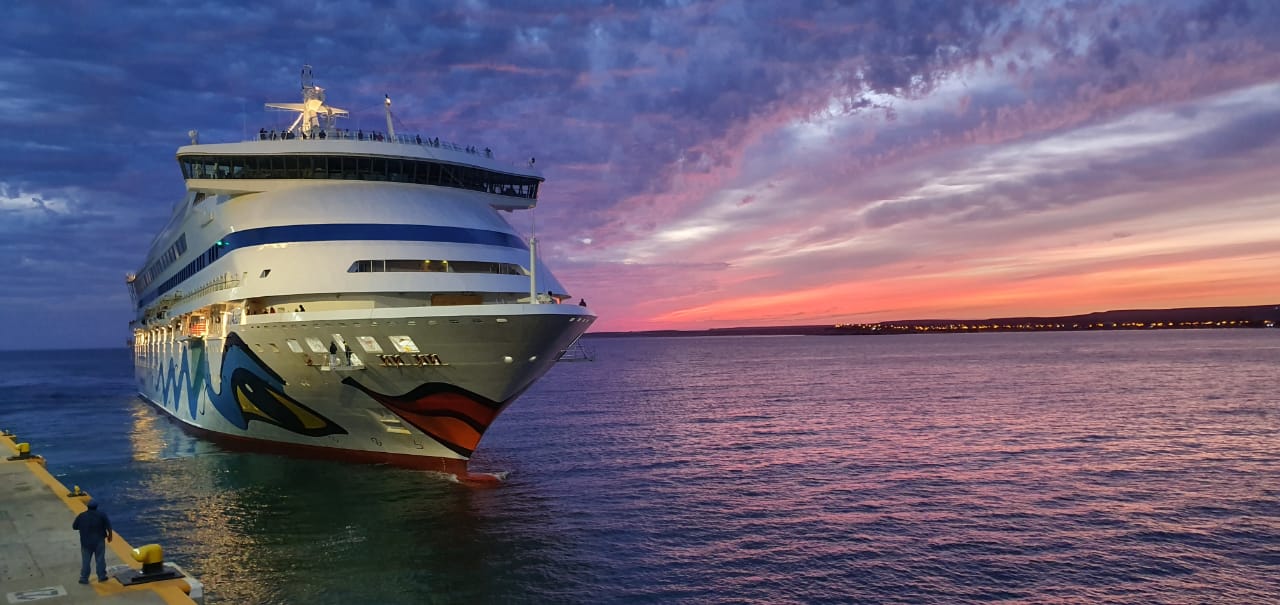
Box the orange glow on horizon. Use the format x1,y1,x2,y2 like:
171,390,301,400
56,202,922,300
626,252,1280,330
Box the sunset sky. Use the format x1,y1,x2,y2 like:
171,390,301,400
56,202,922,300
2,0,1278,346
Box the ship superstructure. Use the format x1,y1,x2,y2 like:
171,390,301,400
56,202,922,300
128,67,593,475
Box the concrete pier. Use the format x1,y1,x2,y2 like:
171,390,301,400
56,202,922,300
0,433,202,604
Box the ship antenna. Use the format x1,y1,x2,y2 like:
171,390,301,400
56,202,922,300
528,206,538,304
384,94,397,141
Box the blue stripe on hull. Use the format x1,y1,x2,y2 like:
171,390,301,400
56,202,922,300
220,223,528,251
136,222,527,307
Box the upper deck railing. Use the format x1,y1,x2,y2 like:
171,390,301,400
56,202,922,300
251,127,499,160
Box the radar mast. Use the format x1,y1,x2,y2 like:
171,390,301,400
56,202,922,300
265,65,349,137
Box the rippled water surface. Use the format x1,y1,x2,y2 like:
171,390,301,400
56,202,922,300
2,330,1278,603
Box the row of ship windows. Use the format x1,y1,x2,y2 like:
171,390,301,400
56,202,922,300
133,238,227,305
134,235,187,293
347,259,527,275
139,332,427,360
178,154,541,199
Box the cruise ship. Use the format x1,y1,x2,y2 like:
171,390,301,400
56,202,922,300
128,67,594,477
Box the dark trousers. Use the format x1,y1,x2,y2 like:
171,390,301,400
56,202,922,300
80,541,106,581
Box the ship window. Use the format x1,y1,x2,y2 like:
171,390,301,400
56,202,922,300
286,339,305,353
388,159,406,182
385,259,422,272
269,343,280,353
260,269,271,278
177,153,542,199
347,259,526,275
357,336,383,353
389,335,419,353
305,337,327,353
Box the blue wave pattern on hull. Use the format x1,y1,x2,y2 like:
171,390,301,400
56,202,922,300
151,332,346,437
156,337,205,420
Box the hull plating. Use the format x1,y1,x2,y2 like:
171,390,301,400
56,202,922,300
136,310,589,469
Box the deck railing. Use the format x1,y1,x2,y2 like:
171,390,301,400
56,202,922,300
251,128,496,159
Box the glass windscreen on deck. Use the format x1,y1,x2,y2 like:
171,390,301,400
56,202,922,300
179,154,540,199
348,259,527,274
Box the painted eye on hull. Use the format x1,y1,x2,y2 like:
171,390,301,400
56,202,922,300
199,333,348,436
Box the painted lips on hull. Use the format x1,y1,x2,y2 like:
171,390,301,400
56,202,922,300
341,378,504,457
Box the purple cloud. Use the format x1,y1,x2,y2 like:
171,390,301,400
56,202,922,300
1,0,1278,343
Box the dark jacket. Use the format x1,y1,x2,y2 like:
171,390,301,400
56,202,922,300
72,509,112,548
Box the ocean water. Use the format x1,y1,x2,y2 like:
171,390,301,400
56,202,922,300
1,330,1278,604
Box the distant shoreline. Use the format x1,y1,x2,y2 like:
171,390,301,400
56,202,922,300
586,303,1280,338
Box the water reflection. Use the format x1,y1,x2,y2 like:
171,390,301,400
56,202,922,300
11,333,1280,604
121,408,582,603
127,399,210,462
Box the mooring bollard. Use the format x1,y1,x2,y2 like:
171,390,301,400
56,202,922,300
7,442,33,461
113,543,185,585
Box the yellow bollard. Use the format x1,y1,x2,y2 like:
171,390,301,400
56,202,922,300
116,542,182,585
6,442,32,461
132,544,165,574
67,485,88,498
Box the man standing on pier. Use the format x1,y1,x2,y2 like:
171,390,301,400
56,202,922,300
72,499,113,584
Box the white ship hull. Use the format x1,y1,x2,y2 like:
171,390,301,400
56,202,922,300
136,305,590,473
